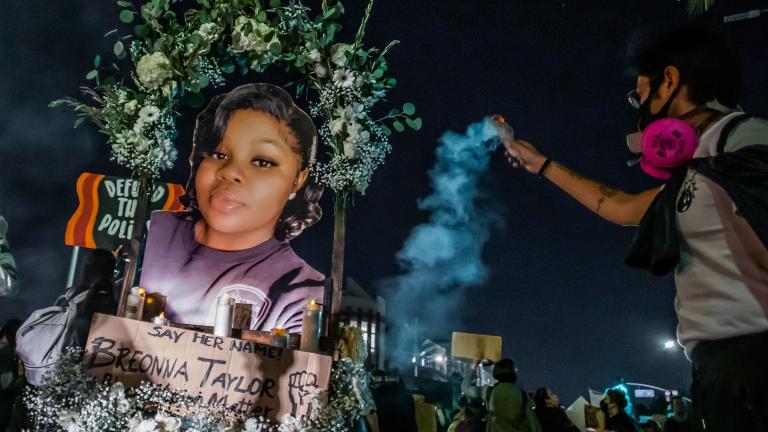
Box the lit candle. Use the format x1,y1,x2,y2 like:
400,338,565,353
300,299,322,352
270,327,288,348
213,294,235,337
152,312,169,326
124,287,146,321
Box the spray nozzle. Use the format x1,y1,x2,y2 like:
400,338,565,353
489,115,521,165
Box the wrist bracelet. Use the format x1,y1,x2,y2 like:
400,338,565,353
537,157,553,179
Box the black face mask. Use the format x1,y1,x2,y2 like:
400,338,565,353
637,85,679,131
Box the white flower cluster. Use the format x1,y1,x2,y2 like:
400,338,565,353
27,349,377,432
311,81,391,194
136,52,174,90
196,57,226,88
107,86,179,176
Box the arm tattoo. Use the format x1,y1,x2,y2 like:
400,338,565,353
596,184,619,214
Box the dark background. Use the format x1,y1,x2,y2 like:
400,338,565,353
1,0,767,403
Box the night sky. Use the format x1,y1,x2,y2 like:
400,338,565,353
2,0,768,403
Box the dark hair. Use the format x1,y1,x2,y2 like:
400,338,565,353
180,83,323,242
606,389,628,409
533,387,550,408
492,358,517,383
79,249,116,292
632,25,741,107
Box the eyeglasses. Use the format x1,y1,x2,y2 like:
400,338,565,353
626,89,642,110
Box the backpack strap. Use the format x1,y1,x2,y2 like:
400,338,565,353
716,114,752,154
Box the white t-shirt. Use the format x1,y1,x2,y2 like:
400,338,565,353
674,112,768,358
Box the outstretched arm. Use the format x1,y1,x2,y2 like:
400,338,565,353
502,139,661,226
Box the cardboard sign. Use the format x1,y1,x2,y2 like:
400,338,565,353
450,332,502,362
65,173,184,249
83,314,331,420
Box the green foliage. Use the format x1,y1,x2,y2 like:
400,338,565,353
53,0,420,195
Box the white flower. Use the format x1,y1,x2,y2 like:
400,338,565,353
343,140,356,159
314,63,328,78
278,414,307,432
133,119,146,134
330,43,353,67
58,410,77,428
244,417,269,432
155,412,182,432
138,105,161,123
136,52,174,89
332,69,356,88
123,99,138,114
307,49,322,62
346,120,361,141
197,22,219,41
130,419,159,432
329,118,344,136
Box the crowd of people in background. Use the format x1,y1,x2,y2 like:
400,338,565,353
367,355,692,432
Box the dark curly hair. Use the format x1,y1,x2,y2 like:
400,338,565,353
179,83,323,241
632,25,741,108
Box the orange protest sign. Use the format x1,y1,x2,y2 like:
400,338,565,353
65,173,184,249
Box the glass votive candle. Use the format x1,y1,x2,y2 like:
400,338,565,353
270,327,288,348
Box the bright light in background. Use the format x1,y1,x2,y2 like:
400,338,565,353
411,356,417,364
434,355,445,364
663,340,677,350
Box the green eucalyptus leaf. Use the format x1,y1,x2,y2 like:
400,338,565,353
198,75,209,88
402,102,415,116
371,68,384,79
86,70,98,80
114,41,125,57
406,117,422,130
134,24,149,38
268,41,282,55
119,10,134,23
385,77,397,87
221,63,236,74
381,125,392,136
294,55,306,67
392,120,405,132
388,108,399,116
117,0,132,7
269,0,281,7
94,55,101,68
257,10,267,21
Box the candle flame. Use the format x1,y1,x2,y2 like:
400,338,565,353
307,298,319,310
159,312,165,318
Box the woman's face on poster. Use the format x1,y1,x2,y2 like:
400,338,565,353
195,109,307,242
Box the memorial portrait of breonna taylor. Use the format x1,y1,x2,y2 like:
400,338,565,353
139,83,325,332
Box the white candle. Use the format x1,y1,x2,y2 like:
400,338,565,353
152,312,169,326
213,294,235,337
124,287,146,321
300,299,322,352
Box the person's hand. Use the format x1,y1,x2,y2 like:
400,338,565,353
502,139,548,175
471,349,484,369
